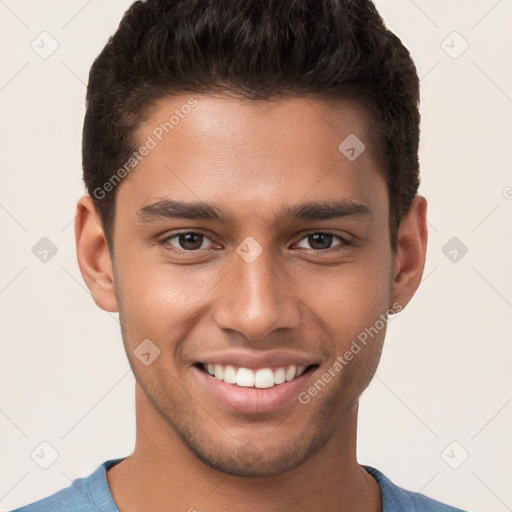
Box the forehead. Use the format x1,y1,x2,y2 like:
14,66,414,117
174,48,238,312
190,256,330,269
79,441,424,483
116,93,387,225
141,92,378,163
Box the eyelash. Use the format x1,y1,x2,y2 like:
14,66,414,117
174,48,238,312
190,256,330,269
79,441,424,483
160,231,352,254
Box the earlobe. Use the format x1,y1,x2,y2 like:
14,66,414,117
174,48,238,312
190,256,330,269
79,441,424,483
75,195,118,312
390,195,428,310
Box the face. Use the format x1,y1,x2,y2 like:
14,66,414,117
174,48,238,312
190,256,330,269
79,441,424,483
103,94,401,476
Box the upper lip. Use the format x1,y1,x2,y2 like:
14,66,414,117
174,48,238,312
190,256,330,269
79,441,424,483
195,349,321,369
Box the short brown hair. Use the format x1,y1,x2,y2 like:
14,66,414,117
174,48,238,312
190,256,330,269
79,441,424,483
82,0,420,251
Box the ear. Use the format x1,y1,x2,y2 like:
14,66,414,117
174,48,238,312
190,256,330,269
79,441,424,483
390,195,428,309
75,195,118,312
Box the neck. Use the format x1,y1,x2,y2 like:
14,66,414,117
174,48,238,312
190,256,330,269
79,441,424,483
107,383,381,512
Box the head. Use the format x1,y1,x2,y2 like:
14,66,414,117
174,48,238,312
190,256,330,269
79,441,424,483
76,0,427,477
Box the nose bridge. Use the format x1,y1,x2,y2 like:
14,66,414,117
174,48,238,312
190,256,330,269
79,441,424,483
212,241,301,340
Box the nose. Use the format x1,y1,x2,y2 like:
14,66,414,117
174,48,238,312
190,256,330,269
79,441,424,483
212,245,301,341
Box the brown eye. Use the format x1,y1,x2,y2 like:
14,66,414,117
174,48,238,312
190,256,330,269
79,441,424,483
308,233,333,250
295,233,349,251
178,233,204,250
164,232,213,251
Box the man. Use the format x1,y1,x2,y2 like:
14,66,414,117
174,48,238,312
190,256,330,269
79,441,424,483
12,0,467,510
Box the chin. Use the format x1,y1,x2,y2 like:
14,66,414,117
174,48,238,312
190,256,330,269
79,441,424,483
184,435,324,477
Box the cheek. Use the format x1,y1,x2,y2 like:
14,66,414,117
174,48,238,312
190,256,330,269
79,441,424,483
312,256,392,339
114,252,221,338
114,222,393,344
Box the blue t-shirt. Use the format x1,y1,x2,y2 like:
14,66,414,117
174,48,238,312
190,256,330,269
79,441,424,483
10,458,468,511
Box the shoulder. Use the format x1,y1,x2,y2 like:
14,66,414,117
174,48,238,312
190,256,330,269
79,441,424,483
10,485,87,512
364,466,469,512
9,458,124,512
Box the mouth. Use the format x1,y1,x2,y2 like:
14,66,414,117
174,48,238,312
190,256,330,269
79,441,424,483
193,357,320,414
192,350,322,414
197,362,318,389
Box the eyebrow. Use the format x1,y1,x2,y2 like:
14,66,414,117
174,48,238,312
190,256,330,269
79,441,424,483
136,198,371,224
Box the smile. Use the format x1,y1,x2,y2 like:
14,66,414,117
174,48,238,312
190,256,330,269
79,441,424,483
201,363,314,389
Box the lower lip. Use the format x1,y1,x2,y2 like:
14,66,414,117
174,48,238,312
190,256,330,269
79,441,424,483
194,366,316,414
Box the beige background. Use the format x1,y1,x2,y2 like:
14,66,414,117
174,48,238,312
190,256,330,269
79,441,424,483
1,1,511,511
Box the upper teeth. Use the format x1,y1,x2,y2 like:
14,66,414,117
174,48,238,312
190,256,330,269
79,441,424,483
204,363,307,389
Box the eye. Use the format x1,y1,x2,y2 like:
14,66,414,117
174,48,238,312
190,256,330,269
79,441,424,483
161,231,351,253
295,232,350,251
163,232,215,251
